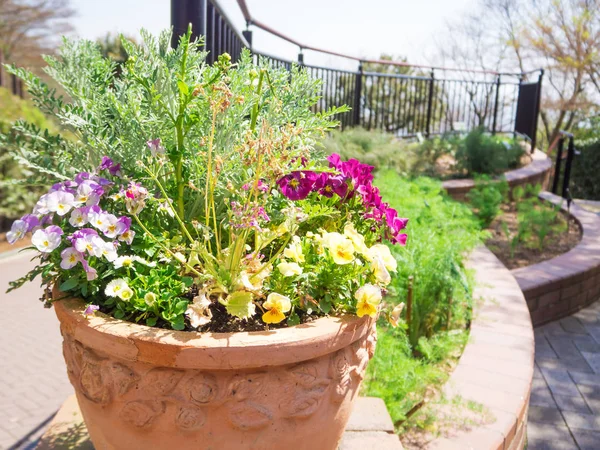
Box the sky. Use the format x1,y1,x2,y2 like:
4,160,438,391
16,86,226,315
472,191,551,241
70,0,476,69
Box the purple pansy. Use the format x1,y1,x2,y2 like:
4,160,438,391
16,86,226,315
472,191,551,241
83,304,100,316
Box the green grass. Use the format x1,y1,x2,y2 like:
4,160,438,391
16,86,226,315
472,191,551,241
361,171,484,430
363,325,468,427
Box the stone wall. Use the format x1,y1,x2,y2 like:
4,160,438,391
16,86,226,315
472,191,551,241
442,150,552,201
512,192,600,326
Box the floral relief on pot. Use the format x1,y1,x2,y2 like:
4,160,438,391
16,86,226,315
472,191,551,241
61,322,377,434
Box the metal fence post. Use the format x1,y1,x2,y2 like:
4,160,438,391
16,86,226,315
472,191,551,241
425,69,435,137
531,70,544,151
352,62,363,127
492,74,501,134
297,50,304,65
551,135,564,195
562,136,575,201
170,0,206,48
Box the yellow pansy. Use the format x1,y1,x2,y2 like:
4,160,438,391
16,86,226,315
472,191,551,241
369,244,397,272
371,254,391,285
323,232,355,265
344,223,369,257
262,293,292,324
388,303,405,327
277,261,303,277
283,236,305,263
355,284,382,318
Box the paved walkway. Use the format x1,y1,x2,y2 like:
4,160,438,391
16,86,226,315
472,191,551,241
530,303,600,449
0,252,72,450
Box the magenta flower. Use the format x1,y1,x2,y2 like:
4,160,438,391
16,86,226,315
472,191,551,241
277,171,317,201
314,173,348,198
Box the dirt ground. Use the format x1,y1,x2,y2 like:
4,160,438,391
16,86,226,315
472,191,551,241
485,204,581,270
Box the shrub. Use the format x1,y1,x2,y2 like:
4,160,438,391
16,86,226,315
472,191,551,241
321,128,410,173
570,138,600,200
455,127,524,176
466,175,508,227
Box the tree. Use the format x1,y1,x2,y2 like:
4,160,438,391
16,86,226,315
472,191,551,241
0,0,75,68
438,0,600,150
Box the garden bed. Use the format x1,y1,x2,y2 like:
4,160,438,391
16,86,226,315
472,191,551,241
486,203,581,270
512,192,600,326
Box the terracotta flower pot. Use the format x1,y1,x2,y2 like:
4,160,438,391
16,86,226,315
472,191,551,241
54,295,377,450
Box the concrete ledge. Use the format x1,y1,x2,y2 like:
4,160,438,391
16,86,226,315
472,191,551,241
512,192,600,326
36,396,403,449
442,150,552,201
427,246,534,450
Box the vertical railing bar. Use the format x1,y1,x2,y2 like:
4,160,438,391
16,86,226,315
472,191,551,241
551,136,564,194
562,136,575,200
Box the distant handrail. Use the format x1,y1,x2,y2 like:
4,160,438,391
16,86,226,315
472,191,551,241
235,0,541,77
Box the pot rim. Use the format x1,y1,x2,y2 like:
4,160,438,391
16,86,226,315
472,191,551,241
54,294,374,370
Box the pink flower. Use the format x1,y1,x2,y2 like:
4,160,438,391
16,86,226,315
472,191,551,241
124,182,149,214
314,173,348,198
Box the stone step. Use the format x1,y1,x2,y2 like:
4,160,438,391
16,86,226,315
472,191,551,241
36,395,403,450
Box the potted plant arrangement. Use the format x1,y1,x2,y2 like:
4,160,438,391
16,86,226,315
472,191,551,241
4,29,407,450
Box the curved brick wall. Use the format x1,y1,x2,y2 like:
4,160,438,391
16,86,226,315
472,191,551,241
512,192,600,326
428,246,534,450
442,150,552,201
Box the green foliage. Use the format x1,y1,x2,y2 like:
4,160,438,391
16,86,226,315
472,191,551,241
570,136,600,200
515,185,565,251
373,172,483,348
321,128,409,172
322,127,525,179
0,87,58,225
363,323,468,424
455,127,525,176
466,175,508,227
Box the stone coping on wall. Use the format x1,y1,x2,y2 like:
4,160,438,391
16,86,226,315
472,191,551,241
427,246,534,450
442,150,552,201
512,192,600,326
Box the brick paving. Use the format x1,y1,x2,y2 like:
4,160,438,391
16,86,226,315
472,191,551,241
530,300,600,449
0,251,72,450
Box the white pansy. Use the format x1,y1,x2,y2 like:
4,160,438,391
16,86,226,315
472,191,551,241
31,229,62,253
100,241,118,262
60,247,80,269
74,234,105,257
69,208,89,227
186,289,213,328
46,191,76,216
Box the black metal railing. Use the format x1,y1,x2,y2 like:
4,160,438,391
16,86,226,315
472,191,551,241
170,0,542,143
551,131,579,204
171,0,248,64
